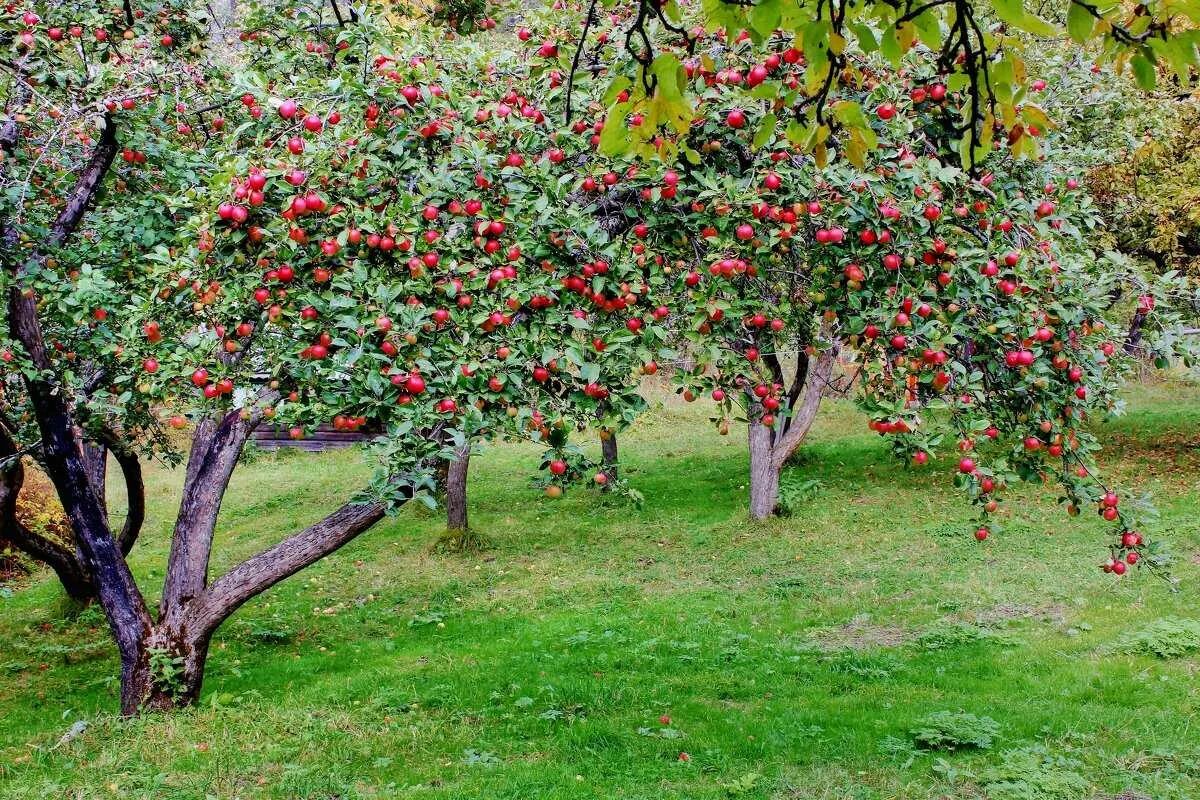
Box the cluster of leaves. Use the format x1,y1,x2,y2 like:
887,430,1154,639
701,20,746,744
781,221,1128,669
1,0,228,458
600,0,1200,171
1,0,1169,572
1009,40,1200,370
909,710,1001,751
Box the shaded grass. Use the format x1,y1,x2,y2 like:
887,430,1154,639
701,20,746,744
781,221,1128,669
1,379,1199,799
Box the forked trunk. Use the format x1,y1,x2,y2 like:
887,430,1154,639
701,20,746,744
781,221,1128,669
445,446,470,532
748,421,780,520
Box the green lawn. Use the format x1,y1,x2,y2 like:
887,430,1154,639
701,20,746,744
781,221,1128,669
2,380,1199,799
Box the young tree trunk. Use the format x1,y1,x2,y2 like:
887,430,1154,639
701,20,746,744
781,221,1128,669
600,428,618,487
746,345,838,520
445,445,470,532
747,421,780,520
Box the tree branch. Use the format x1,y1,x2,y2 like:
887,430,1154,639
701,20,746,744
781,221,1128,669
187,497,393,635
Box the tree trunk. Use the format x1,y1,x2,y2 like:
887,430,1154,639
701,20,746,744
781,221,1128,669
600,428,618,487
445,446,470,532
1124,308,1147,356
748,421,780,520
82,442,108,519
119,624,211,715
160,412,254,622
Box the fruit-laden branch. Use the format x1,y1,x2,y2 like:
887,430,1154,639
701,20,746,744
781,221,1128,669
186,496,395,636
4,109,153,680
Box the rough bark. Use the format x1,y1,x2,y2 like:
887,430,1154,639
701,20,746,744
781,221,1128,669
444,445,470,532
82,442,109,519
747,421,780,520
159,412,255,623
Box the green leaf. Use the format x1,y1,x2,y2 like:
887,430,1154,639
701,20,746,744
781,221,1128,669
1066,2,1094,43
1131,53,1157,90
880,25,902,66
599,101,633,155
751,113,778,149
749,0,781,39
602,76,632,106
992,0,1057,36
850,22,879,53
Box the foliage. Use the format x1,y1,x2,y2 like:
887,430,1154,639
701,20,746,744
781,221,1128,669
776,475,823,516
978,744,1090,800
909,710,1000,751
0,0,1184,719
1115,617,1200,658
1017,47,1200,370
1086,102,1200,279
595,0,1200,171
147,646,188,698
10,466,70,547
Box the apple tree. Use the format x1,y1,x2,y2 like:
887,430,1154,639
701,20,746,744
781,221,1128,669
517,12,1160,576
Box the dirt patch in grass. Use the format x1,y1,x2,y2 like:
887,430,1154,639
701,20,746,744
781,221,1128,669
962,603,1069,628
811,614,910,650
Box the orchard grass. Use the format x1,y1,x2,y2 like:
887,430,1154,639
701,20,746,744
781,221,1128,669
1,378,1198,799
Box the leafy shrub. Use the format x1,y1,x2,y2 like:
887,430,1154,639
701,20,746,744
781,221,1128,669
13,465,71,545
1115,617,1200,659
776,476,824,516
431,0,489,33
3,464,71,579
910,711,1000,751
978,745,1089,800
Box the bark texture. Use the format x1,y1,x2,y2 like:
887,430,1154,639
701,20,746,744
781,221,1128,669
747,345,838,520
444,445,470,532
747,421,780,519
600,429,619,487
